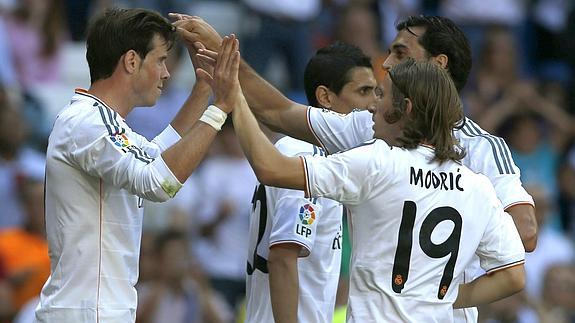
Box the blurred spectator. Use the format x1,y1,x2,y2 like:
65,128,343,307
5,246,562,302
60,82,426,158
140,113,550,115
376,0,421,48
0,178,49,314
0,17,19,103
565,6,575,115
188,122,256,313
523,186,574,300
4,0,66,90
240,0,320,94
463,26,524,121
478,292,536,323
0,107,45,229
438,0,530,73
530,0,573,84
558,146,575,235
118,0,188,16
530,264,575,322
0,260,12,323
462,28,574,216
335,3,387,83
136,230,229,323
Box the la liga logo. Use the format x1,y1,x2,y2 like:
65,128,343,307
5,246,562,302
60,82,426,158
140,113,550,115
110,133,131,148
299,204,316,225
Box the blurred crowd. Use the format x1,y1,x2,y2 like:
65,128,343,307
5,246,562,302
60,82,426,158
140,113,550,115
0,0,574,322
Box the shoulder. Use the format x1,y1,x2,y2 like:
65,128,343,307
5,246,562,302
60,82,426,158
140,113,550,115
465,169,500,201
341,138,391,155
454,117,516,174
275,136,325,157
454,117,508,151
54,92,128,147
308,106,371,122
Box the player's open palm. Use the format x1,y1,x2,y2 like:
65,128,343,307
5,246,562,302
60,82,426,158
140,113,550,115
197,34,240,113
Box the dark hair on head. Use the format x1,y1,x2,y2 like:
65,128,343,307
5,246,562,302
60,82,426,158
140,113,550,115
386,58,465,163
304,41,372,107
86,8,177,83
396,16,472,92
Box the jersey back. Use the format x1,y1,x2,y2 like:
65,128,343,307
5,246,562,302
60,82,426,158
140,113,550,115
303,141,525,322
245,137,343,323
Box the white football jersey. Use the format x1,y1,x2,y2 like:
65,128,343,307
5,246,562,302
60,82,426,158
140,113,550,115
246,137,343,323
35,90,182,323
307,108,534,322
302,140,525,323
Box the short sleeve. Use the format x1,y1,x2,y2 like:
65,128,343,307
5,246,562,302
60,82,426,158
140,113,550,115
475,187,525,273
303,140,381,204
457,119,534,209
268,187,321,257
307,107,374,154
267,137,324,256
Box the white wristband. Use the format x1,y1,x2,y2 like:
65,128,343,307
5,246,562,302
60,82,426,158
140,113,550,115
199,104,227,131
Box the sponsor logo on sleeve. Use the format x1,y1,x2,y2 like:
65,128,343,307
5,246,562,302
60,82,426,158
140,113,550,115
110,133,131,151
296,203,316,238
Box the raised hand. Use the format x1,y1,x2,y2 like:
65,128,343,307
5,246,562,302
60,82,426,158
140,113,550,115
196,34,240,113
170,13,223,51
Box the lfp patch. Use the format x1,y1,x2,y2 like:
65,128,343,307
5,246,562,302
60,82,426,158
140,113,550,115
110,133,131,149
299,204,316,225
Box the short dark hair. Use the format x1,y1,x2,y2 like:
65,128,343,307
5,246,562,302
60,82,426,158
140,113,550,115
396,16,472,92
387,58,465,162
304,41,372,107
86,8,176,83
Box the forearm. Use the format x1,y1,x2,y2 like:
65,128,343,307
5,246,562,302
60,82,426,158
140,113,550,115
454,265,525,309
232,93,305,190
162,121,218,183
506,204,537,252
170,82,211,136
238,60,318,144
269,245,300,323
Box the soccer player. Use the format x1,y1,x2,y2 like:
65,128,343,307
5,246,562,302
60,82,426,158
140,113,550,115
175,15,537,322
212,38,526,321
246,42,377,323
35,9,236,323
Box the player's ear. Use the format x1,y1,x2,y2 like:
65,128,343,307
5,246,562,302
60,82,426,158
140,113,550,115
432,54,448,70
122,50,140,74
315,85,332,109
404,98,413,116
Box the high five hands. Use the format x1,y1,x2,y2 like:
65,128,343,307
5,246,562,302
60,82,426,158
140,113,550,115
190,33,240,114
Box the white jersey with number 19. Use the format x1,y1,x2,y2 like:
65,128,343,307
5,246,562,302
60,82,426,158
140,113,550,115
245,137,343,323
307,108,534,322
301,140,525,323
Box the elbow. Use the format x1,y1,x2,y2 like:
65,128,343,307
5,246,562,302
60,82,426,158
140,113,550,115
523,233,538,253
522,218,538,252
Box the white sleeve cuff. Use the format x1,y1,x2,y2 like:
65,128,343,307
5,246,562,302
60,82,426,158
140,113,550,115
153,125,181,152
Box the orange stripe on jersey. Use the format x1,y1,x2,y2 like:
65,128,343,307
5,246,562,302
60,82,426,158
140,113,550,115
97,179,103,323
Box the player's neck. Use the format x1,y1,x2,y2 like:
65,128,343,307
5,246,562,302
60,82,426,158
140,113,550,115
87,80,134,118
